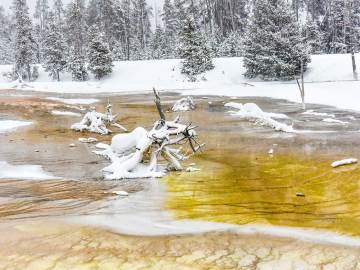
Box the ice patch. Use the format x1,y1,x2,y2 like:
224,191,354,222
46,97,99,105
51,110,82,117
0,120,32,133
225,102,293,133
0,161,60,180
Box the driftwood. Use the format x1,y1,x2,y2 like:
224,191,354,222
94,89,204,179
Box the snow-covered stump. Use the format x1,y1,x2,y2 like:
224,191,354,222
71,102,127,135
94,89,204,180
172,96,196,112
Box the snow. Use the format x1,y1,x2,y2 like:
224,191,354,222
172,96,195,112
46,97,99,105
0,161,60,180
78,137,98,143
322,118,349,124
302,110,335,118
0,53,360,111
51,110,82,117
0,120,32,133
225,102,294,133
331,158,358,168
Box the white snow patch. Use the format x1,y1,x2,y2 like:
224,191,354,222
331,158,358,168
302,110,335,118
225,102,294,133
51,110,81,117
0,120,32,133
322,118,349,124
0,161,60,180
46,97,99,105
78,137,98,143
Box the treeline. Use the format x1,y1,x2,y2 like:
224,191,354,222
0,0,359,81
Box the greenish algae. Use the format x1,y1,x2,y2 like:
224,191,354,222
164,152,360,236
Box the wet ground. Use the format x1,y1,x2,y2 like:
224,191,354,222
0,89,360,269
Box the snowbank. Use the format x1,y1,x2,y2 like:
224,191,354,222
0,161,60,180
0,120,32,133
1,54,360,111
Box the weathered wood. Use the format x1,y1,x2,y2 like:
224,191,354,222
153,88,166,121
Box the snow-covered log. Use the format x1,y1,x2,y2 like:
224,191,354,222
94,89,204,180
172,96,196,112
71,102,127,135
225,102,293,133
331,158,358,168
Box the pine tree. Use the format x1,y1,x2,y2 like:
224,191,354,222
179,15,214,78
243,0,310,80
218,30,243,57
12,0,36,80
42,12,67,81
66,0,88,81
162,0,177,58
303,15,323,54
34,0,50,62
53,0,65,26
87,26,113,79
0,6,13,64
68,47,88,81
150,25,168,59
131,0,152,59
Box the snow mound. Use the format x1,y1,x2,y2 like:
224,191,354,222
225,102,293,133
172,96,195,112
0,120,32,133
46,97,99,105
0,161,60,180
51,110,81,117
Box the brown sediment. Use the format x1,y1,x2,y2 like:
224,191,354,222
0,220,359,269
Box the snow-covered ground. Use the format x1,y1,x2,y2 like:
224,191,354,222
0,120,32,133
0,53,359,111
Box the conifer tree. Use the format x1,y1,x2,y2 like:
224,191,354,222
243,0,310,80
0,6,13,64
178,15,214,78
87,26,113,79
150,25,168,59
12,0,36,80
42,12,67,81
66,0,88,81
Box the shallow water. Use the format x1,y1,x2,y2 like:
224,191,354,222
0,91,360,268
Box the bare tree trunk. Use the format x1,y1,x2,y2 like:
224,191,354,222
296,59,306,110
352,50,358,79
